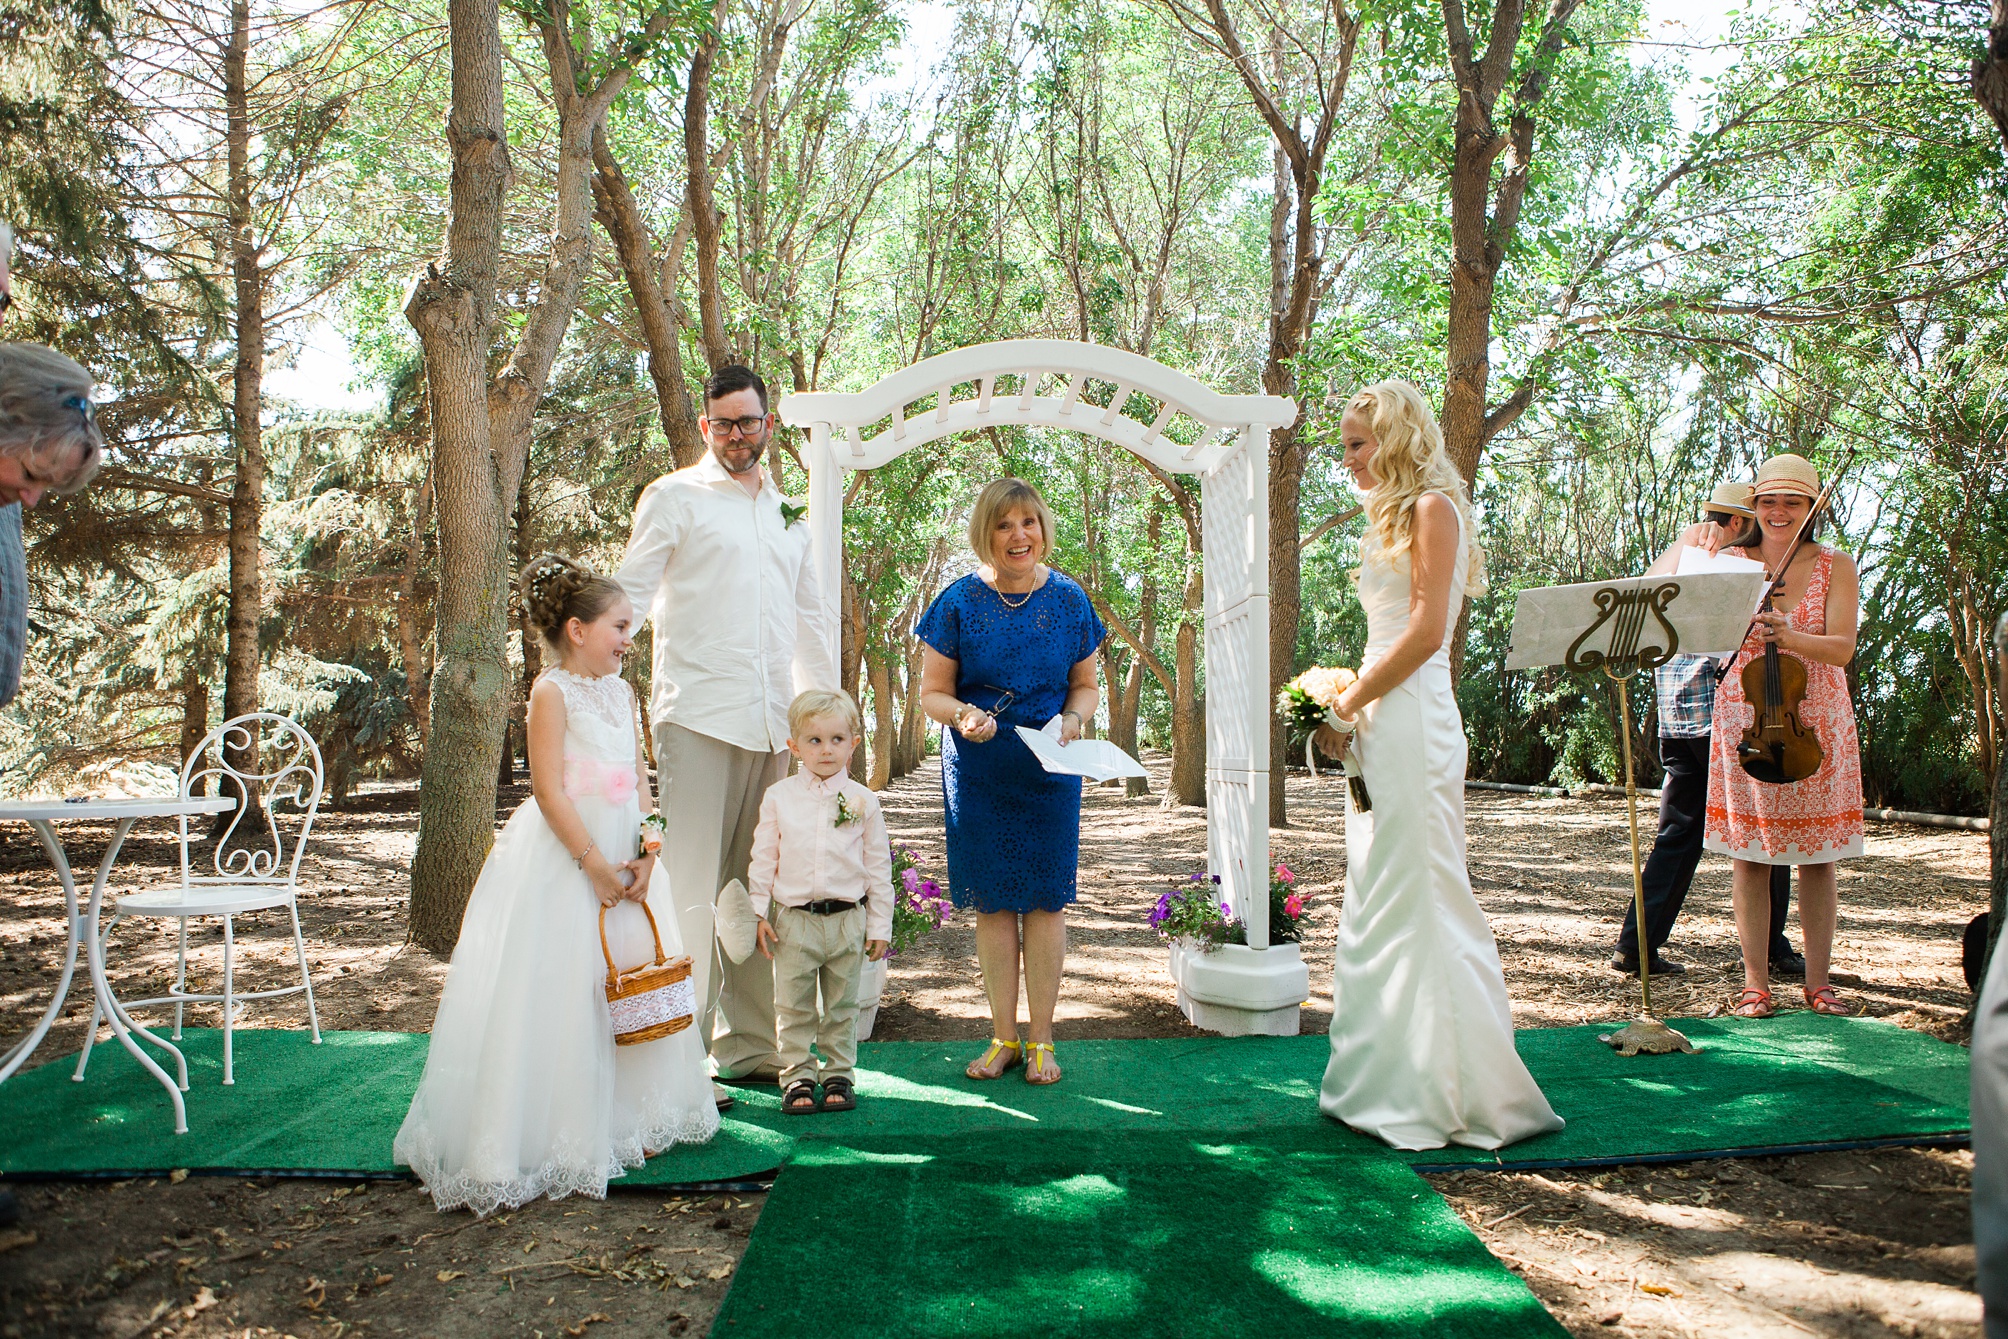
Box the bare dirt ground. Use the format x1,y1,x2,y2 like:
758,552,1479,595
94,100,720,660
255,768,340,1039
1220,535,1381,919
0,756,1986,1337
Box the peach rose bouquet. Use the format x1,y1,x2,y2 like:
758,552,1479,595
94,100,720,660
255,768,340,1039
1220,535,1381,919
1276,666,1370,810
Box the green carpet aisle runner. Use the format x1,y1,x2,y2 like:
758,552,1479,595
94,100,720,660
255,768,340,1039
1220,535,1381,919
0,1018,1966,1338
0,1014,1969,1180
707,1130,1568,1339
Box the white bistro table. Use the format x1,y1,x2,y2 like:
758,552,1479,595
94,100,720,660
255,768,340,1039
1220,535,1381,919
0,795,237,1133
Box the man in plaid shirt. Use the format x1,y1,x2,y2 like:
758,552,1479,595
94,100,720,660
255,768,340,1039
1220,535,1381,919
1614,484,1800,977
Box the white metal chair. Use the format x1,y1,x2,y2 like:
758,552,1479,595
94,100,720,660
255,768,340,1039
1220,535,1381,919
75,713,324,1086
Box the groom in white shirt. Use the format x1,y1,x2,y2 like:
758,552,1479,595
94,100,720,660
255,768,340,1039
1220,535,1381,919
618,364,838,1096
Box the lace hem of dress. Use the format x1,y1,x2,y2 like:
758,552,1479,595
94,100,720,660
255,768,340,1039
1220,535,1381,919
402,1104,720,1218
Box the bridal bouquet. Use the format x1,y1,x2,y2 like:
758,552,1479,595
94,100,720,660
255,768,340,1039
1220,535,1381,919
1276,667,1371,811
1276,666,1357,736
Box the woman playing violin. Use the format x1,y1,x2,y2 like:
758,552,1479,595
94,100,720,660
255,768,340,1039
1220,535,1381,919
1705,454,1864,1019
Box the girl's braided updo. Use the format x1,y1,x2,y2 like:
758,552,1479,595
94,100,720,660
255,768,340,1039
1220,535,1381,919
519,553,626,655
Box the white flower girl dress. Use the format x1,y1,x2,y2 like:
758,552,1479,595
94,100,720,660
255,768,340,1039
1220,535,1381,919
396,668,718,1214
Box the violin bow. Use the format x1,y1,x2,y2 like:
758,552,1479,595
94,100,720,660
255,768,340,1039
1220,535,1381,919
1711,444,1861,684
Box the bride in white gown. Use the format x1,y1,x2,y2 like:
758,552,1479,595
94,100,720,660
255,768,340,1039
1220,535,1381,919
1316,382,1562,1152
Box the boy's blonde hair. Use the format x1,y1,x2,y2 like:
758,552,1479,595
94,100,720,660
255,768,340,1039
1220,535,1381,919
1345,380,1487,596
789,688,862,738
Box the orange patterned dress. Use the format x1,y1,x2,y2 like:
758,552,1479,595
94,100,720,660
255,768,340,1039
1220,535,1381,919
1704,545,1864,864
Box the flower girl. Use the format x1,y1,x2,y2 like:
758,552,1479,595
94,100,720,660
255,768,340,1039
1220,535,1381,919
395,554,718,1215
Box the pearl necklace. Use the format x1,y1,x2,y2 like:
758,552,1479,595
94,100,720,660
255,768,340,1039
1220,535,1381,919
991,568,1039,609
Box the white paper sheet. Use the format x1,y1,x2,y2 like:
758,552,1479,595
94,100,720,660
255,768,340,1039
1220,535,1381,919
1013,726,1150,782
1674,544,1767,577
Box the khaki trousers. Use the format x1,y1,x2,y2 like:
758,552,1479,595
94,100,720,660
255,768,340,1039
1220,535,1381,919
769,902,865,1086
653,721,787,1077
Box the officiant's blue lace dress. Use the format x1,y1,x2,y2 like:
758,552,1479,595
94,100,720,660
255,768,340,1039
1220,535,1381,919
915,571,1106,913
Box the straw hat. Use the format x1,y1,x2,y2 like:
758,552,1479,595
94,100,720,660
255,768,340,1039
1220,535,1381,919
1704,481,1755,518
1753,453,1821,501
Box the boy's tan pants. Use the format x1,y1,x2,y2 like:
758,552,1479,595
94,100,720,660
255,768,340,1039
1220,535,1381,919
769,902,866,1087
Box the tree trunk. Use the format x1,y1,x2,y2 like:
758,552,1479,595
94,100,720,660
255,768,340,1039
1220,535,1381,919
897,637,927,776
222,0,262,776
684,14,731,369
403,0,666,953
402,0,513,955
397,467,435,753
1975,0,2008,151
180,663,209,797
591,128,704,468
1435,0,1583,684
866,646,894,789
1167,559,1205,809
1118,515,1159,798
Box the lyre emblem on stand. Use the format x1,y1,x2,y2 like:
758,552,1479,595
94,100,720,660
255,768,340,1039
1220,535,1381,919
1564,582,1683,680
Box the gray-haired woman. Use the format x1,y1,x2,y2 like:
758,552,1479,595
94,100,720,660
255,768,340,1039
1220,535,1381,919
0,342,107,704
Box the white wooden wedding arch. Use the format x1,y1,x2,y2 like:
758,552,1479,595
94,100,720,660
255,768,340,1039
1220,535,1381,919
779,339,1298,965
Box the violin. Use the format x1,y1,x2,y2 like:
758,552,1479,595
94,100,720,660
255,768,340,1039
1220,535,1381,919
1735,576,1822,784
1731,452,1853,785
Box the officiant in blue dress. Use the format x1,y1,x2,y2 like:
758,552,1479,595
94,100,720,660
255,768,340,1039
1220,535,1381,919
916,477,1104,1089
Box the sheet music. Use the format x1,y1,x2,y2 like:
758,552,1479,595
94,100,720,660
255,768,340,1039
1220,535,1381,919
1013,726,1150,782
1674,545,1766,577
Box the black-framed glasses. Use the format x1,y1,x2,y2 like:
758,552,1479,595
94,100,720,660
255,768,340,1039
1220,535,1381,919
969,685,1016,719
703,414,770,440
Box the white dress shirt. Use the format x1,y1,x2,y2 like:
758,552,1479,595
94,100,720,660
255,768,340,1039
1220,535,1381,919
617,451,838,753
747,771,894,944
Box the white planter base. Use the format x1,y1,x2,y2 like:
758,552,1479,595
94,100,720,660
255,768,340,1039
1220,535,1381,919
1167,941,1309,1038
1173,985,1302,1037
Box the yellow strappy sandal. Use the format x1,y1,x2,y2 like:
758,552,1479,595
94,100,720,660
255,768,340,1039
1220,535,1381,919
1024,1042,1061,1086
965,1037,1022,1080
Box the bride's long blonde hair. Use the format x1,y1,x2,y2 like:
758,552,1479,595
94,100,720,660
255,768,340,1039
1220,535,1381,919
1346,380,1487,596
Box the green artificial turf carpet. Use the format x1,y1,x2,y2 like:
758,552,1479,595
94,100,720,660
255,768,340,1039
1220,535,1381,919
0,1017,1966,1338
0,1013,1968,1181
709,1129,1567,1339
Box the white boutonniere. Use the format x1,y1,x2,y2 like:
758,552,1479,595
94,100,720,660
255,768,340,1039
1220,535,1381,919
833,791,861,827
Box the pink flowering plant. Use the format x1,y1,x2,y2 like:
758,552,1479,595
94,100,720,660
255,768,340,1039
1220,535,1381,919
1188,862,1311,948
888,845,953,957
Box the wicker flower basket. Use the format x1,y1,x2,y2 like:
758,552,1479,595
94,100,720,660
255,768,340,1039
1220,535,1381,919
600,903,695,1046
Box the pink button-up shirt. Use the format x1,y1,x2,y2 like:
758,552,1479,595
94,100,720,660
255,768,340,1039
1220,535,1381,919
748,770,893,943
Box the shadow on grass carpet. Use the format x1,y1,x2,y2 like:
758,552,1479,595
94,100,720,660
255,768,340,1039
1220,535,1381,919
0,1013,1967,1183
709,1129,1567,1339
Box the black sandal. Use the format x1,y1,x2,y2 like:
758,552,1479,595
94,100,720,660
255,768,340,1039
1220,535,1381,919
818,1075,856,1113
783,1078,821,1115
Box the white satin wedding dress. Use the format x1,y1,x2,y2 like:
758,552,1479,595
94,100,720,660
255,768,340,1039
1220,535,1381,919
1320,497,1563,1151
395,669,718,1215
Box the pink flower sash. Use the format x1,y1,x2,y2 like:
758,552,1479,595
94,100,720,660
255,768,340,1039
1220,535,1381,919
563,756,637,805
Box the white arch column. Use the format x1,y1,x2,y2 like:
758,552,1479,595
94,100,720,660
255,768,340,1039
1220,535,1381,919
783,340,1305,1035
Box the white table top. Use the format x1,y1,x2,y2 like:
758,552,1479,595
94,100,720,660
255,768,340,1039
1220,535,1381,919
0,796,239,821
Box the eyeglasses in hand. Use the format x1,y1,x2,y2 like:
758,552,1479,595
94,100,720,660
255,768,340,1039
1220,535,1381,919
704,414,770,440
970,686,1015,719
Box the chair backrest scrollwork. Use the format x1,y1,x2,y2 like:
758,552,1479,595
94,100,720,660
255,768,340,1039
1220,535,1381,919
178,713,325,889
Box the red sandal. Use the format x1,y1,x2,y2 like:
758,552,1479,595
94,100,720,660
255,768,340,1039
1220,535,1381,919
1731,987,1774,1018
1804,985,1855,1016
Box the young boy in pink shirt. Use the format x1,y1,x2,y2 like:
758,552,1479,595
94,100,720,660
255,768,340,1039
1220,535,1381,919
749,689,892,1114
